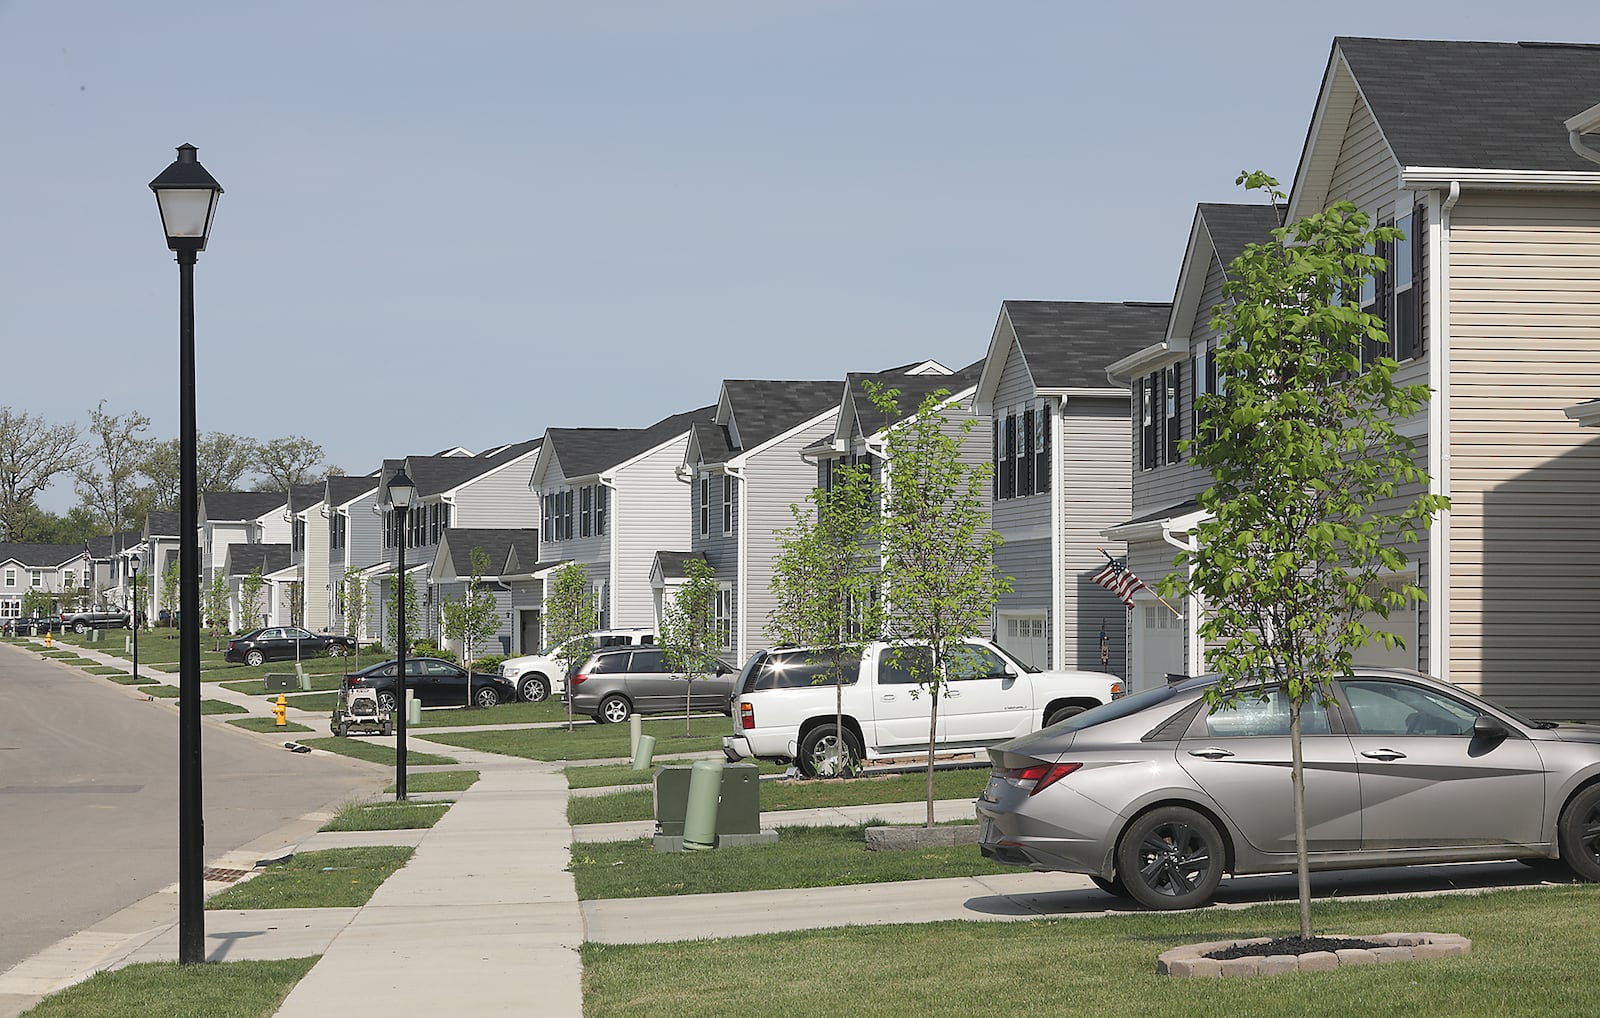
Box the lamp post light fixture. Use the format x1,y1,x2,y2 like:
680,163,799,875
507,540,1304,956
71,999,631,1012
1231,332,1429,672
150,142,223,966
388,468,416,801
129,558,140,685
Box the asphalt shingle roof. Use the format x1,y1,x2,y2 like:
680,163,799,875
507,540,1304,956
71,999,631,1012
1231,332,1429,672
438,528,541,578
1002,301,1173,391
405,439,541,496
327,474,379,506
690,421,735,465
1198,203,1285,268
847,360,985,435
144,511,180,538
287,482,326,513
0,543,87,568
652,550,709,580
225,544,291,577
203,491,287,523
1336,38,1600,172
547,406,715,479
86,532,140,557
722,380,844,450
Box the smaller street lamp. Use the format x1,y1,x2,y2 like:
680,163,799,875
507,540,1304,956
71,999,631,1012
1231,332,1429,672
388,469,416,800
129,558,140,684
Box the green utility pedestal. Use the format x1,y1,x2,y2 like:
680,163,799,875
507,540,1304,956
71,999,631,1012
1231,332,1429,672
651,763,777,852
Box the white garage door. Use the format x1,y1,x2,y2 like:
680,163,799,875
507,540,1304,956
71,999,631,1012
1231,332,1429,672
1133,603,1185,692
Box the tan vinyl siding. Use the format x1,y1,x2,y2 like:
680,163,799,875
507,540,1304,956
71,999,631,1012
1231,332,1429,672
1447,192,1600,716
1062,398,1131,675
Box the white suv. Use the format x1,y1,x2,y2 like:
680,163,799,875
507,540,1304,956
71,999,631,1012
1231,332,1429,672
499,628,656,703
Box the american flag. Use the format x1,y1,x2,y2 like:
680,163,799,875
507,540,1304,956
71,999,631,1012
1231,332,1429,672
1092,557,1148,609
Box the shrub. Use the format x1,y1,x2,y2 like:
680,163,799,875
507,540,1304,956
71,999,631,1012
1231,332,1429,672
470,654,507,673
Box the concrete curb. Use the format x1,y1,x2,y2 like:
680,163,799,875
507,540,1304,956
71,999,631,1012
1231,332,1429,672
1156,932,1472,977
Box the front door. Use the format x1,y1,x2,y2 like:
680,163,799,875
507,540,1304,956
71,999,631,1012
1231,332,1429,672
518,610,541,657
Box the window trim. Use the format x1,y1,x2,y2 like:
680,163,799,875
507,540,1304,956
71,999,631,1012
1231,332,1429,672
699,476,710,537
722,475,734,536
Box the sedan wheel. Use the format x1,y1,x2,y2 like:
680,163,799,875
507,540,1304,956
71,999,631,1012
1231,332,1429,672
519,675,550,703
475,686,500,709
377,691,398,714
1558,785,1600,882
245,650,265,668
327,643,348,657
1115,806,1225,910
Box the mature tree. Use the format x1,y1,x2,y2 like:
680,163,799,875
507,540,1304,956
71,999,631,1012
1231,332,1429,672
203,569,233,648
384,573,421,654
1160,171,1447,938
74,401,151,534
239,568,266,631
256,436,328,491
544,562,599,731
339,570,372,667
768,461,881,777
161,560,182,627
0,406,81,542
869,381,1009,827
660,556,723,735
441,548,503,706
140,433,259,511
20,506,106,545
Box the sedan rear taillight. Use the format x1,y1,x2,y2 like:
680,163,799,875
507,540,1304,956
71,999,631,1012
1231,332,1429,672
995,762,1081,796
740,702,755,730
570,673,588,687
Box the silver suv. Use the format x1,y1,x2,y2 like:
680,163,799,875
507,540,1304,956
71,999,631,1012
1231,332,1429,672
499,628,655,703
568,646,736,724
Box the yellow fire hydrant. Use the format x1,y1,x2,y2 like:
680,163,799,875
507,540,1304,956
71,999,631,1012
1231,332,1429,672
44,629,53,649
273,694,288,727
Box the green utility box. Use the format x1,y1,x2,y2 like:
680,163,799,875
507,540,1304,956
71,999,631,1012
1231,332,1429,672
264,673,297,693
654,763,761,837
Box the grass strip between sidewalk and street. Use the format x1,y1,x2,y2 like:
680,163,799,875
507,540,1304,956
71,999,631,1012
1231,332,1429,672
300,736,457,766
383,769,481,794
206,846,414,910
21,956,318,1018
427,715,728,761
104,672,147,684
568,767,989,825
570,824,995,900
228,717,313,734
200,699,249,715
581,885,1600,1018
417,700,573,726
564,759,789,789
320,800,452,832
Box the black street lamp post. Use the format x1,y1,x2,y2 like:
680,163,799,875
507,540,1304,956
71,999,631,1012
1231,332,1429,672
129,558,140,685
388,469,415,801
150,143,223,966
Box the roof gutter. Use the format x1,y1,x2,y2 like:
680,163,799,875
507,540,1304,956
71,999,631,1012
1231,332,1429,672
1566,101,1600,167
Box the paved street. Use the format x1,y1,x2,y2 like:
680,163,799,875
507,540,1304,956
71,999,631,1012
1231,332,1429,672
0,643,386,976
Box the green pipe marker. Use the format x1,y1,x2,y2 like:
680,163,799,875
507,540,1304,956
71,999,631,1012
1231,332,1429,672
631,734,656,771
682,759,723,851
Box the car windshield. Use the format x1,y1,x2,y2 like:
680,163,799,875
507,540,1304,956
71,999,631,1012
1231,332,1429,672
1045,684,1181,732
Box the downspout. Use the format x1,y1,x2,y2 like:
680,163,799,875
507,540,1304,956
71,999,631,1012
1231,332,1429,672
1050,398,1065,669
1569,129,1600,167
726,462,748,664
1429,181,1460,680
1160,524,1199,681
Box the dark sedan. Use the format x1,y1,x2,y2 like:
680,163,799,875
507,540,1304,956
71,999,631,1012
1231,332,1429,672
344,657,514,711
225,627,357,667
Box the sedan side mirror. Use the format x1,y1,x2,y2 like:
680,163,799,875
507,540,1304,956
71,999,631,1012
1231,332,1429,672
1473,715,1509,740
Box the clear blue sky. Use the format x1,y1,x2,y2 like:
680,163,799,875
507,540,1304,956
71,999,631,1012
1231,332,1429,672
3,1,1595,510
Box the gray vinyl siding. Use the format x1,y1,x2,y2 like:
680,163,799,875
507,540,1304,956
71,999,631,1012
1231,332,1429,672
1061,397,1131,676
535,453,612,605
990,334,1051,536
452,452,541,529
345,493,382,576
1446,191,1600,717
994,536,1051,661
741,413,842,659
611,435,694,630
692,470,737,581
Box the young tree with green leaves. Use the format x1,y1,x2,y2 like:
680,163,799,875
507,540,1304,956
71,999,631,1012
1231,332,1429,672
22,588,53,620
203,569,231,650
869,381,1009,826
544,562,599,731
768,460,881,777
239,568,266,631
440,548,503,707
129,571,151,624
385,573,421,654
1159,171,1447,939
660,556,722,736
340,570,371,668
161,561,181,627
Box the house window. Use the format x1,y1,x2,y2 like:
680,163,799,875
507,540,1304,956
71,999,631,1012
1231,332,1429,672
1034,406,1050,493
1360,221,1393,368
699,477,710,536
31,571,42,588
3,569,13,587
1391,205,1425,362
63,570,75,589
292,519,305,552
440,502,450,532
596,485,607,536
542,494,553,543
1140,376,1158,470
1165,363,1181,463
1,600,18,618
580,486,592,538
722,475,734,535
1192,349,1210,450
999,414,1016,499
1018,408,1035,498
715,585,734,650
563,490,575,541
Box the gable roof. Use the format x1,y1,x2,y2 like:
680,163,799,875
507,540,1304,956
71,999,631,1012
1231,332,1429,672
435,528,542,579
650,550,709,584
720,380,844,451
224,543,291,577
1197,203,1284,269
1292,37,1600,217
286,482,326,513
406,439,542,497
145,511,181,539
687,421,735,468
202,491,287,523
845,359,985,439
1001,301,1173,392
0,543,89,569
327,474,379,507
86,531,141,558
541,406,715,481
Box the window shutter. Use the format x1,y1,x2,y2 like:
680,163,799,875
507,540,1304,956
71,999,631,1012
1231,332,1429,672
1019,409,1034,497
1166,363,1181,463
1413,201,1427,356
1036,407,1050,493
992,419,999,500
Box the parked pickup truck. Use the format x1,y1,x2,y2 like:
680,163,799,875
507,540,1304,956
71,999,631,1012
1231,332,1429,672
60,607,141,633
723,639,1123,776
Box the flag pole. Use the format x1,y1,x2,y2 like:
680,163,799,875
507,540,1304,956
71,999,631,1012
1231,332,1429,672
1096,546,1182,618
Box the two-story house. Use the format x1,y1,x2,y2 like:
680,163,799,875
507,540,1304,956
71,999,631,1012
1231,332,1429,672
0,544,91,620
670,379,844,663
973,300,1172,673
427,527,542,658
529,407,712,637
142,510,183,621
1109,38,1600,714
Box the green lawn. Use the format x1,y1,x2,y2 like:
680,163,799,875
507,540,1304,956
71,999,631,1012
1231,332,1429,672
21,957,318,1018
206,847,414,910
568,767,988,826
564,759,789,789
228,717,313,734
320,801,451,832
383,770,481,794
201,699,249,715
417,700,573,726
571,824,998,900
283,692,338,712
86,665,128,675
583,886,1600,1018
105,672,150,684
426,716,729,761
300,736,457,767
142,684,180,698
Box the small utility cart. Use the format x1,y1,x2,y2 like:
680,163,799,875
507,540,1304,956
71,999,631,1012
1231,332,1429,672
331,684,393,738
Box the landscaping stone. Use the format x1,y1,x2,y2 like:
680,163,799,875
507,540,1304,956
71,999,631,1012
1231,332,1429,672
863,825,980,851
1157,932,1470,978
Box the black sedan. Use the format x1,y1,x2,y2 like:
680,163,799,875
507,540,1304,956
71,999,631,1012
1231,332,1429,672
225,627,357,667
344,657,514,710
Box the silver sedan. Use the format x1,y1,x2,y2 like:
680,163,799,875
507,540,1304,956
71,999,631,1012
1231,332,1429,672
976,668,1600,909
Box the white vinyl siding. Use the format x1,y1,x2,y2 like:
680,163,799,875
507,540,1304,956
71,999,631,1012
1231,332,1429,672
610,435,694,630
1061,398,1131,675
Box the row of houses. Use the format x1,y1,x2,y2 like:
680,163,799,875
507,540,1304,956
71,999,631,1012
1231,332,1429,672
7,37,1600,716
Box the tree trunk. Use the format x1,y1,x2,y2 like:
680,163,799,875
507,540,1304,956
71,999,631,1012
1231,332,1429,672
1290,699,1313,939
685,673,693,736
925,686,939,828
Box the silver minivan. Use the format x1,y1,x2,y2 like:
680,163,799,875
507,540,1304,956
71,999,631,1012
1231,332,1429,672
567,646,736,723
